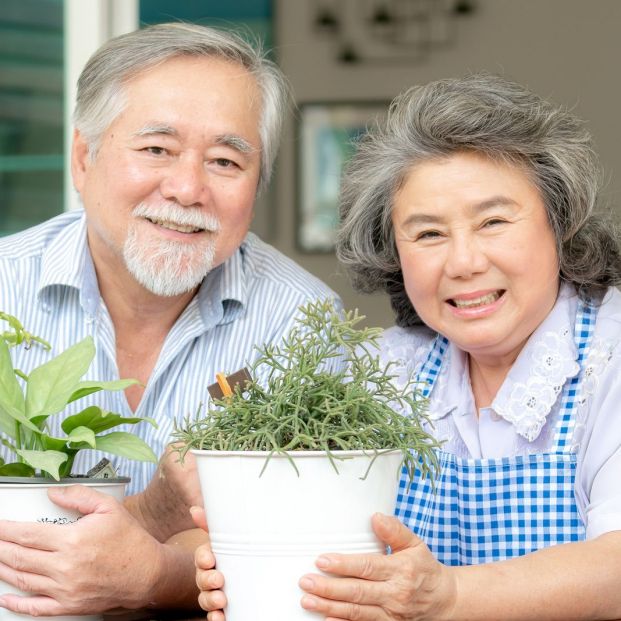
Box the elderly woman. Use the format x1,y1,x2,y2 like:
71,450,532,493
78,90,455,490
196,74,621,620
296,74,621,619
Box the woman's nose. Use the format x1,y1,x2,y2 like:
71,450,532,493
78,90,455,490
444,234,489,279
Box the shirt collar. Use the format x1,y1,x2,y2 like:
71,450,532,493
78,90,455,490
430,283,581,441
186,233,252,328
492,283,580,440
37,211,101,316
37,210,250,327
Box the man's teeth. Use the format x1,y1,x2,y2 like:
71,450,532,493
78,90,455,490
147,218,203,233
452,292,500,308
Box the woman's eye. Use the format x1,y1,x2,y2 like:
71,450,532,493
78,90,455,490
483,218,506,227
416,230,441,241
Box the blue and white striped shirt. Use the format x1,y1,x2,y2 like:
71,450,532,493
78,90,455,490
0,210,339,494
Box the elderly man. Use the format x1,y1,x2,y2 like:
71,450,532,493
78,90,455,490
0,23,337,616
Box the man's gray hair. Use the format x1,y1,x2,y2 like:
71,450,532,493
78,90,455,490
74,22,289,192
337,73,621,327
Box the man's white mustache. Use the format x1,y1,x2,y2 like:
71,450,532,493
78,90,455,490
132,202,220,232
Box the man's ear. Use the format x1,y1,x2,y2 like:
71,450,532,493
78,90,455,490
71,129,90,194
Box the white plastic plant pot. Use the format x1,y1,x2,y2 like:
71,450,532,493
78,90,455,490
0,477,130,621
193,449,403,621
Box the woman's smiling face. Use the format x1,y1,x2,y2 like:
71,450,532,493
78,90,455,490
392,150,560,366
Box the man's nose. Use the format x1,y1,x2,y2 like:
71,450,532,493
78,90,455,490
444,234,489,279
160,155,207,206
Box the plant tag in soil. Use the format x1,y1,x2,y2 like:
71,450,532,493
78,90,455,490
86,458,118,479
208,367,253,400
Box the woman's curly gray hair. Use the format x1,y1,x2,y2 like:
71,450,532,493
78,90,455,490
336,73,621,327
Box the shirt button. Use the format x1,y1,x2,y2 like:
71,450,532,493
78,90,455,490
490,411,502,422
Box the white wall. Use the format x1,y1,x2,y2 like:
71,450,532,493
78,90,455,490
64,0,138,212
270,0,621,327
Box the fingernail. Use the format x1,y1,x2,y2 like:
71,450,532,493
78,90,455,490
301,595,318,610
299,577,314,589
316,555,331,569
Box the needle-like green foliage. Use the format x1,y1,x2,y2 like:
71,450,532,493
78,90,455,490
174,299,440,483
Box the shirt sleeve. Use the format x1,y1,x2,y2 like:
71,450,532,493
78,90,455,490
576,322,621,538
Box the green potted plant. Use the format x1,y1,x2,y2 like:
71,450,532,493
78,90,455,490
174,299,439,621
0,312,157,621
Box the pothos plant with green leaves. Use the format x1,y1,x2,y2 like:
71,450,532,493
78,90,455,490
174,299,441,483
0,312,157,480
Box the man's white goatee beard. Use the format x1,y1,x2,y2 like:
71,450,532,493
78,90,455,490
123,208,219,297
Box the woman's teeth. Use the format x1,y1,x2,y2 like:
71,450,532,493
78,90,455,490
452,291,501,308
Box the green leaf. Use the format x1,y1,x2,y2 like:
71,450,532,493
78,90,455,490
0,338,26,436
1,438,16,454
67,379,140,404
61,406,157,435
40,435,66,452
0,462,35,477
15,449,68,481
95,432,157,464
25,337,95,421
66,426,96,449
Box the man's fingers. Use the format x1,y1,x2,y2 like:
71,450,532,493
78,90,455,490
47,484,117,516
0,522,59,550
0,541,52,575
0,560,57,601
0,592,69,617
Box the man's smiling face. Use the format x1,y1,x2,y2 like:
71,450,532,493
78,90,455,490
72,55,262,297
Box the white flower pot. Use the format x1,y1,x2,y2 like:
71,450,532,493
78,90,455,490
0,477,129,621
193,449,402,621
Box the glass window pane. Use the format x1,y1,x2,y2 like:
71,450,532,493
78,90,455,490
139,0,273,49
0,0,64,235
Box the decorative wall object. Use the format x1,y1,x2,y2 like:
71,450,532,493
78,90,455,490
310,0,475,64
296,101,387,253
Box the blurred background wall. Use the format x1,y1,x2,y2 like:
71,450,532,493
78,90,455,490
1,0,620,327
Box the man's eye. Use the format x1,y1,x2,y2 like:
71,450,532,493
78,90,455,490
144,146,166,155
215,158,237,168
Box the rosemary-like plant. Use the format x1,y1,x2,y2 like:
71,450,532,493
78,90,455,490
174,299,440,483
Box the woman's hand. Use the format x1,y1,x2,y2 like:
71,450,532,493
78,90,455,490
298,513,456,621
191,506,228,621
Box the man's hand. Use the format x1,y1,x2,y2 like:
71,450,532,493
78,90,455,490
0,485,197,616
126,443,203,542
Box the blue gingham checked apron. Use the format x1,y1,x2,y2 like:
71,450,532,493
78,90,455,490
395,299,596,565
